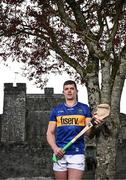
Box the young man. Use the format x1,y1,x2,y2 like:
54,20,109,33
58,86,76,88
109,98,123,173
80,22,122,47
47,80,103,180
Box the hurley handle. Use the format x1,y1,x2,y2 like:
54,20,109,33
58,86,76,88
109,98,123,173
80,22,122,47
52,119,97,163
52,141,73,162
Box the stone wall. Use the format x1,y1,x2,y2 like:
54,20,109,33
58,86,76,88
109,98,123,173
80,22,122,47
1,83,26,142
0,83,64,144
0,83,65,179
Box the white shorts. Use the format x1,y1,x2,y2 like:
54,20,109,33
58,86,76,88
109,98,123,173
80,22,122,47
53,154,85,171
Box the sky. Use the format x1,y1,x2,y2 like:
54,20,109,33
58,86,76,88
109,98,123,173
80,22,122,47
0,62,126,114
0,62,88,114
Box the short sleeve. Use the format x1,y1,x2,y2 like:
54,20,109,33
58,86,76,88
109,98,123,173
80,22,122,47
50,108,57,122
86,105,92,118
84,105,92,124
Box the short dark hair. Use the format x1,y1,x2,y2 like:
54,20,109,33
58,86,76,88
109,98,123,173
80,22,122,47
63,80,77,90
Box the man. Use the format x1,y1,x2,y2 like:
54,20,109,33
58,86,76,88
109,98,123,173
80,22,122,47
47,80,103,180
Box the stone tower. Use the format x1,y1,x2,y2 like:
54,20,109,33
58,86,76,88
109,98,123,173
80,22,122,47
1,83,26,142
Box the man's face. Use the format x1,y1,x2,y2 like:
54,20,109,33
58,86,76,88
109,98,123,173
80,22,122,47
63,84,78,100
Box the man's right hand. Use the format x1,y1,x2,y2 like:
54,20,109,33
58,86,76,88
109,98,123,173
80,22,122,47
53,146,65,158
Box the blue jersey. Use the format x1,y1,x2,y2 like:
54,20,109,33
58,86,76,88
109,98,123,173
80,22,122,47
49,102,92,155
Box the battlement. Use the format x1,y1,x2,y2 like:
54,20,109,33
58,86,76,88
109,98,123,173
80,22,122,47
4,83,26,90
4,83,26,94
44,87,54,96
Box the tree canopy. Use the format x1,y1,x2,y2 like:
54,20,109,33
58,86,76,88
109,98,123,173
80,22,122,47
0,0,126,89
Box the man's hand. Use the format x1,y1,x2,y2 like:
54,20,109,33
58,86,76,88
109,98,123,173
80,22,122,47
53,146,65,158
93,113,104,125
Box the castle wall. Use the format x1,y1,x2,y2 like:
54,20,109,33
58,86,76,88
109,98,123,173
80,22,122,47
116,140,126,178
0,84,65,179
0,84,64,144
1,83,26,142
25,88,64,144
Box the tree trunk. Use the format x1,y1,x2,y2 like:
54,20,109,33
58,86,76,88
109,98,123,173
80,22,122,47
86,55,100,109
95,124,118,179
95,65,125,179
86,54,126,178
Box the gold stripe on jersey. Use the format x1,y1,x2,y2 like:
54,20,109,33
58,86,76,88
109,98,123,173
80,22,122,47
57,115,87,127
49,121,56,124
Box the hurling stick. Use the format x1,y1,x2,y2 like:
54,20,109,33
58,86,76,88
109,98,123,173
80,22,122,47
52,103,110,163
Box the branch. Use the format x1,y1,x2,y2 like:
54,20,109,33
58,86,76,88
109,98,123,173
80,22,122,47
65,0,96,39
55,0,77,30
120,45,126,77
49,30,85,78
96,0,108,39
66,0,86,30
110,1,124,43
64,0,107,61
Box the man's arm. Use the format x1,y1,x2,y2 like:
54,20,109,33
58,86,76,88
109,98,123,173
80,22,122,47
46,122,64,158
84,118,92,136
